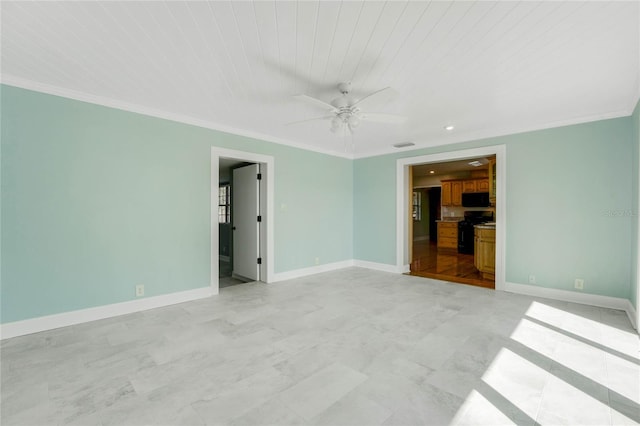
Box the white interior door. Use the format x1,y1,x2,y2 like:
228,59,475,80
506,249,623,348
232,164,260,281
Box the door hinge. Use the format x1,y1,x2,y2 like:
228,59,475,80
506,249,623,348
257,215,262,222
257,257,262,265
257,173,262,180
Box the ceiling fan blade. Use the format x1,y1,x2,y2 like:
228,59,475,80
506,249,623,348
361,112,407,124
293,94,336,111
352,87,394,108
285,115,333,126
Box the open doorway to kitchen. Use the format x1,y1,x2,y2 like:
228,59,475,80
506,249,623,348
211,148,274,294
396,145,506,291
410,159,495,289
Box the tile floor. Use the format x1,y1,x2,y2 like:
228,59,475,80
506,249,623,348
219,260,252,289
1,268,638,425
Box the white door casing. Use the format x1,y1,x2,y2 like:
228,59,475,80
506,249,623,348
211,148,274,293
396,145,506,291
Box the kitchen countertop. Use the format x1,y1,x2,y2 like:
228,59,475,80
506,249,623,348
436,217,463,222
475,222,496,229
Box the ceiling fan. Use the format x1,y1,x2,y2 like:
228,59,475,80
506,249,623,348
288,82,407,134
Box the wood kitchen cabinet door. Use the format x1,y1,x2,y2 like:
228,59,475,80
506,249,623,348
437,222,458,249
451,181,463,206
475,228,496,279
476,179,490,192
463,180,476,193
441,181,452,206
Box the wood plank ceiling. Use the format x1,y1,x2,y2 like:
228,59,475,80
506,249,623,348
2,1,638,158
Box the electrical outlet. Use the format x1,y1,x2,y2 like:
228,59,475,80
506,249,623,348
315,257,320,265
574,279,584,290
136,285,145,297
528,275,536,284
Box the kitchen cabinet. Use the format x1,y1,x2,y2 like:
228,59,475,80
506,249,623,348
451,180,462,206
437,222,458,249
474,227,495,280
463,178,489,193
441,181,452,206
463,180,476,193
476,179,490,192
444,177,488,205
451,181,462,206
442,180,462,206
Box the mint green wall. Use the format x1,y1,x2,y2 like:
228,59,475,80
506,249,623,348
1,83,636,323
1,85,353,323
353,155,398,264
355,117,634,300
631,99,640,309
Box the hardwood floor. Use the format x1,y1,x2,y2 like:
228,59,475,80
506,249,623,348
410,239,495,289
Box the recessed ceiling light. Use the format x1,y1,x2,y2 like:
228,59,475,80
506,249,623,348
444,125,455,131
429,170,435,174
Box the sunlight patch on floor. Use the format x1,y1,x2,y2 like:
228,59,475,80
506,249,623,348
525,301,638,358
451,301,640,425
450,388,517,426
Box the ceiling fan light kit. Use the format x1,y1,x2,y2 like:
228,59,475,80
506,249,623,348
291,82,407,136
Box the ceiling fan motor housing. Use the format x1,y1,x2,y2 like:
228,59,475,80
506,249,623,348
337,82,351,94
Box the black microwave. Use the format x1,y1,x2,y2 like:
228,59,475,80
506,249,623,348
462,192,490,207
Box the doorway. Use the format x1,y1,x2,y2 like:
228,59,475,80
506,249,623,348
427,187,441,243
396,145,506,291
218,160,262,288
410,161,495,289
211,148,274,294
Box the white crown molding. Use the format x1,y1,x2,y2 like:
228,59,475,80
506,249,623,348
271,260,355,283
0,287,214,340
0,75,353,160
354,108,634,160
4,75,635,162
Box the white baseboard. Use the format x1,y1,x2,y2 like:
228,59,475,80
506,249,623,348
271,260,355,283
624,299,638,331
353,259,406,274
0,287,214,340
505,282,637,329
4,272,635,340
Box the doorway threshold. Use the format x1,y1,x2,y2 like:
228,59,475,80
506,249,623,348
408,270,495,289
409,240,495,289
